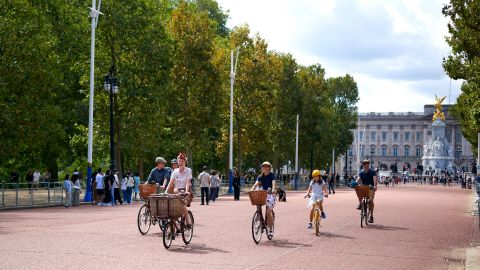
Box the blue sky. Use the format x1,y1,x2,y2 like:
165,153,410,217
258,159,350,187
217,0,462,112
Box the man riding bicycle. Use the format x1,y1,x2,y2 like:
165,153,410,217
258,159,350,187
356,159,378,223
146,157,171,192
250,161,276,232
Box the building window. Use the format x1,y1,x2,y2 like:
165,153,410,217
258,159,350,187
381,147,387,157
393,132,399,141
360,145,365,157
404,146,410,157
348,148,353,156
370,131,376,141
359,131,364,142
405,132,410,141
416,132,422,141
416,147,422,157
393,146,398,157
370,146,376,156
382,132,387,142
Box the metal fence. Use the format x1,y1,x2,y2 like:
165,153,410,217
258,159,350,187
0,182,64,209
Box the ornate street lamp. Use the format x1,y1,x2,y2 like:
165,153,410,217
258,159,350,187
104,71,118,171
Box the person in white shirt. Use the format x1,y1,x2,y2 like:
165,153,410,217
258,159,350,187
125,171,135,204
121,175,128,204
112,170,123,205
72,174,82,206
33,170,41,189
198,166,211,205
95,169,105,206
166,153,193,227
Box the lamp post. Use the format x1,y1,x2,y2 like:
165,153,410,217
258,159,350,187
104,70,118,171
85,0,103,202
228,47,240,194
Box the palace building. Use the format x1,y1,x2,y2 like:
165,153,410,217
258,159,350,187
345,105,475,175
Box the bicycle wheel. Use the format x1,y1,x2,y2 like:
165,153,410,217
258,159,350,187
252,211,263,244
182,211,194,245
313,209,321,236
162,221,174,249
267,211,275,240
360,202,365,228
137,204,151,235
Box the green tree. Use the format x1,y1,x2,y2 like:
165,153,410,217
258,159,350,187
442,0,480,156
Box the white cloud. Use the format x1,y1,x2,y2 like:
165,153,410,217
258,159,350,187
217,0,459,112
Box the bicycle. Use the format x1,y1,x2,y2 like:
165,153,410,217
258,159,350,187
249,189,275,244
304,194,327,236
137,184,169,235
161,192,194,249
355,185,374,228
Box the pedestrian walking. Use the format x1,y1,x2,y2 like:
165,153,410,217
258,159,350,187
103,170,112,205
33,170,41,189
328,172,336,194
63,174,72,207
233,169,241,201
198,166,211,205
210,170,220,202
72,174,82,206
26,170,33,193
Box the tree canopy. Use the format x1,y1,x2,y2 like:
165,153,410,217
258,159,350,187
0,0,359,181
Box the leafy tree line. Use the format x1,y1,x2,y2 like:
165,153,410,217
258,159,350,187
0,0,358,182
443,0,480,160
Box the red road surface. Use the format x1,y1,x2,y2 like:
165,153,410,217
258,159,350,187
0,184,478,270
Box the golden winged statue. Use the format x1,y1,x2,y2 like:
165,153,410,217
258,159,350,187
432,94,446,122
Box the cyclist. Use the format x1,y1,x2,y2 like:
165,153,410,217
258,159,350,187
165,153,193,228
304,169,328,229
356,159,378,223
250,161,276,232
146,157,171,192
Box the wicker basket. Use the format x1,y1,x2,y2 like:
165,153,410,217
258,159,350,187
248,190,268,206
139,184,157,199
355,185,371,198
148,194,185,219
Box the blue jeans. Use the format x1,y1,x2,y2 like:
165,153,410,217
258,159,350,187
111,188,115,205
122,189,128,204
126,187,133,204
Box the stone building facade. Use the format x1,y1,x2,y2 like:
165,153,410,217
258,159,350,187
344,105,475,176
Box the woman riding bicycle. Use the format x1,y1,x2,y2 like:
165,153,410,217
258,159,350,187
304,170,328,229
250,161,276,232
165,153,193,228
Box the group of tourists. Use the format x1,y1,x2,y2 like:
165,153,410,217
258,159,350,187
93,169,140,206
62,171,83,207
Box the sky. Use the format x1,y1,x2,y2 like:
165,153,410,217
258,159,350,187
216,0,462,113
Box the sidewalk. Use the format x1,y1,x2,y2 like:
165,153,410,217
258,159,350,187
465,189,480,270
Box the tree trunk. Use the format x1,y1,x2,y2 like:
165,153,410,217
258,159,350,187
115,104,122,175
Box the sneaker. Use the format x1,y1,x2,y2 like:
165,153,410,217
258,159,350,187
321,212,326,219
369,216,374,223
307,222,313,229
356,203,361,210
185,224,192,230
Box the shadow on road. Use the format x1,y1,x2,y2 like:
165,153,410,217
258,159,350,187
321,232,355,239
167,243,230,254
365,224,408,231
262,239,311,248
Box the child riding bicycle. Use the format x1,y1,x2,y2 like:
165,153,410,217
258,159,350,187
304,170,328,229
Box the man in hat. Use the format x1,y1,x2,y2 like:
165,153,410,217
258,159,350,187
356,159,378,223
147,157,171,192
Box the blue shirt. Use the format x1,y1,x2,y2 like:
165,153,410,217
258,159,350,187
359,169,376,186
147,167,171,185
64,180,72,193
256,173,276,190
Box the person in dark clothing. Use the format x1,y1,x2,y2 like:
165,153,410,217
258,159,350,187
328,172,336,194
103,170,112,205
26,170,33,193
233,169,241,201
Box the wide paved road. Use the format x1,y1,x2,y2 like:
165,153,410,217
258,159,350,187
0,184,478,270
